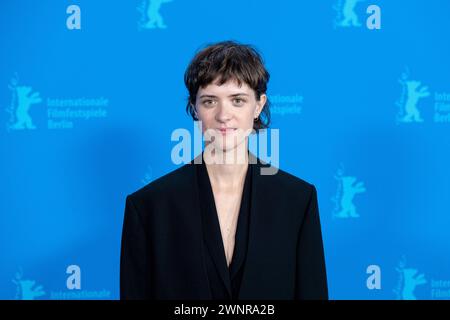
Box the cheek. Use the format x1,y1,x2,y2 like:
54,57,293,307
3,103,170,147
196,107,209,120
238,110,256,127
196,110,215,130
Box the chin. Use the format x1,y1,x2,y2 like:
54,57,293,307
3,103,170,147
221,140,248,154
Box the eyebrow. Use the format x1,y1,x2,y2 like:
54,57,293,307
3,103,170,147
199,93,249,99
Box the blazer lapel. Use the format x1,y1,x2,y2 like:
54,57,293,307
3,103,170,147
238,155,275,299
228,160,252,281
196,157,233,297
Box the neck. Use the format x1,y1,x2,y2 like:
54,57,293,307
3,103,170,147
203,142,249,189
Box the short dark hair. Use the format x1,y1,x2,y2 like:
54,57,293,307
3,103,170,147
184,40,271,130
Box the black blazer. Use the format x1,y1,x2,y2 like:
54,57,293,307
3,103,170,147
120,154,328,300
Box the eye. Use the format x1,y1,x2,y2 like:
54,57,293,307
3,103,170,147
233,98,246,106
202,99,215,107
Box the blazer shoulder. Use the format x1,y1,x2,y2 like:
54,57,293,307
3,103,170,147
127,163,193,205
261,162,315,196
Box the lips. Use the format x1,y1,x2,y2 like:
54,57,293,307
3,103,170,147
216,128,236,135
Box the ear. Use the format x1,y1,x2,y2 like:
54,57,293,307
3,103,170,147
255,93,267,117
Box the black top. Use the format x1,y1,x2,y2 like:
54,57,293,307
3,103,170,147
196,158,252,300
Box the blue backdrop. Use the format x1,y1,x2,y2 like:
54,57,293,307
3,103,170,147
1,0,449,300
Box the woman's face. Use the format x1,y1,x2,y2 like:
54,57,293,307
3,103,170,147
193,78,267,152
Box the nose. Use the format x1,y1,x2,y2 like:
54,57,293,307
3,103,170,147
215,104,232,123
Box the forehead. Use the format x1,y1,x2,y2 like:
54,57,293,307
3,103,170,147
197,78,253,97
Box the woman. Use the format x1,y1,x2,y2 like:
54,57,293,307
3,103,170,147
120,40,328,300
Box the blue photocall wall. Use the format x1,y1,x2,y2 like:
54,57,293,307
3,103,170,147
1,0,449,300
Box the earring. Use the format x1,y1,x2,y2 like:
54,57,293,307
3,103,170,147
254,115,259,122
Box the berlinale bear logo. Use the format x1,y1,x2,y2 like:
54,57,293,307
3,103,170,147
138,0,174,30
334,0,381,30
6,74,42,131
